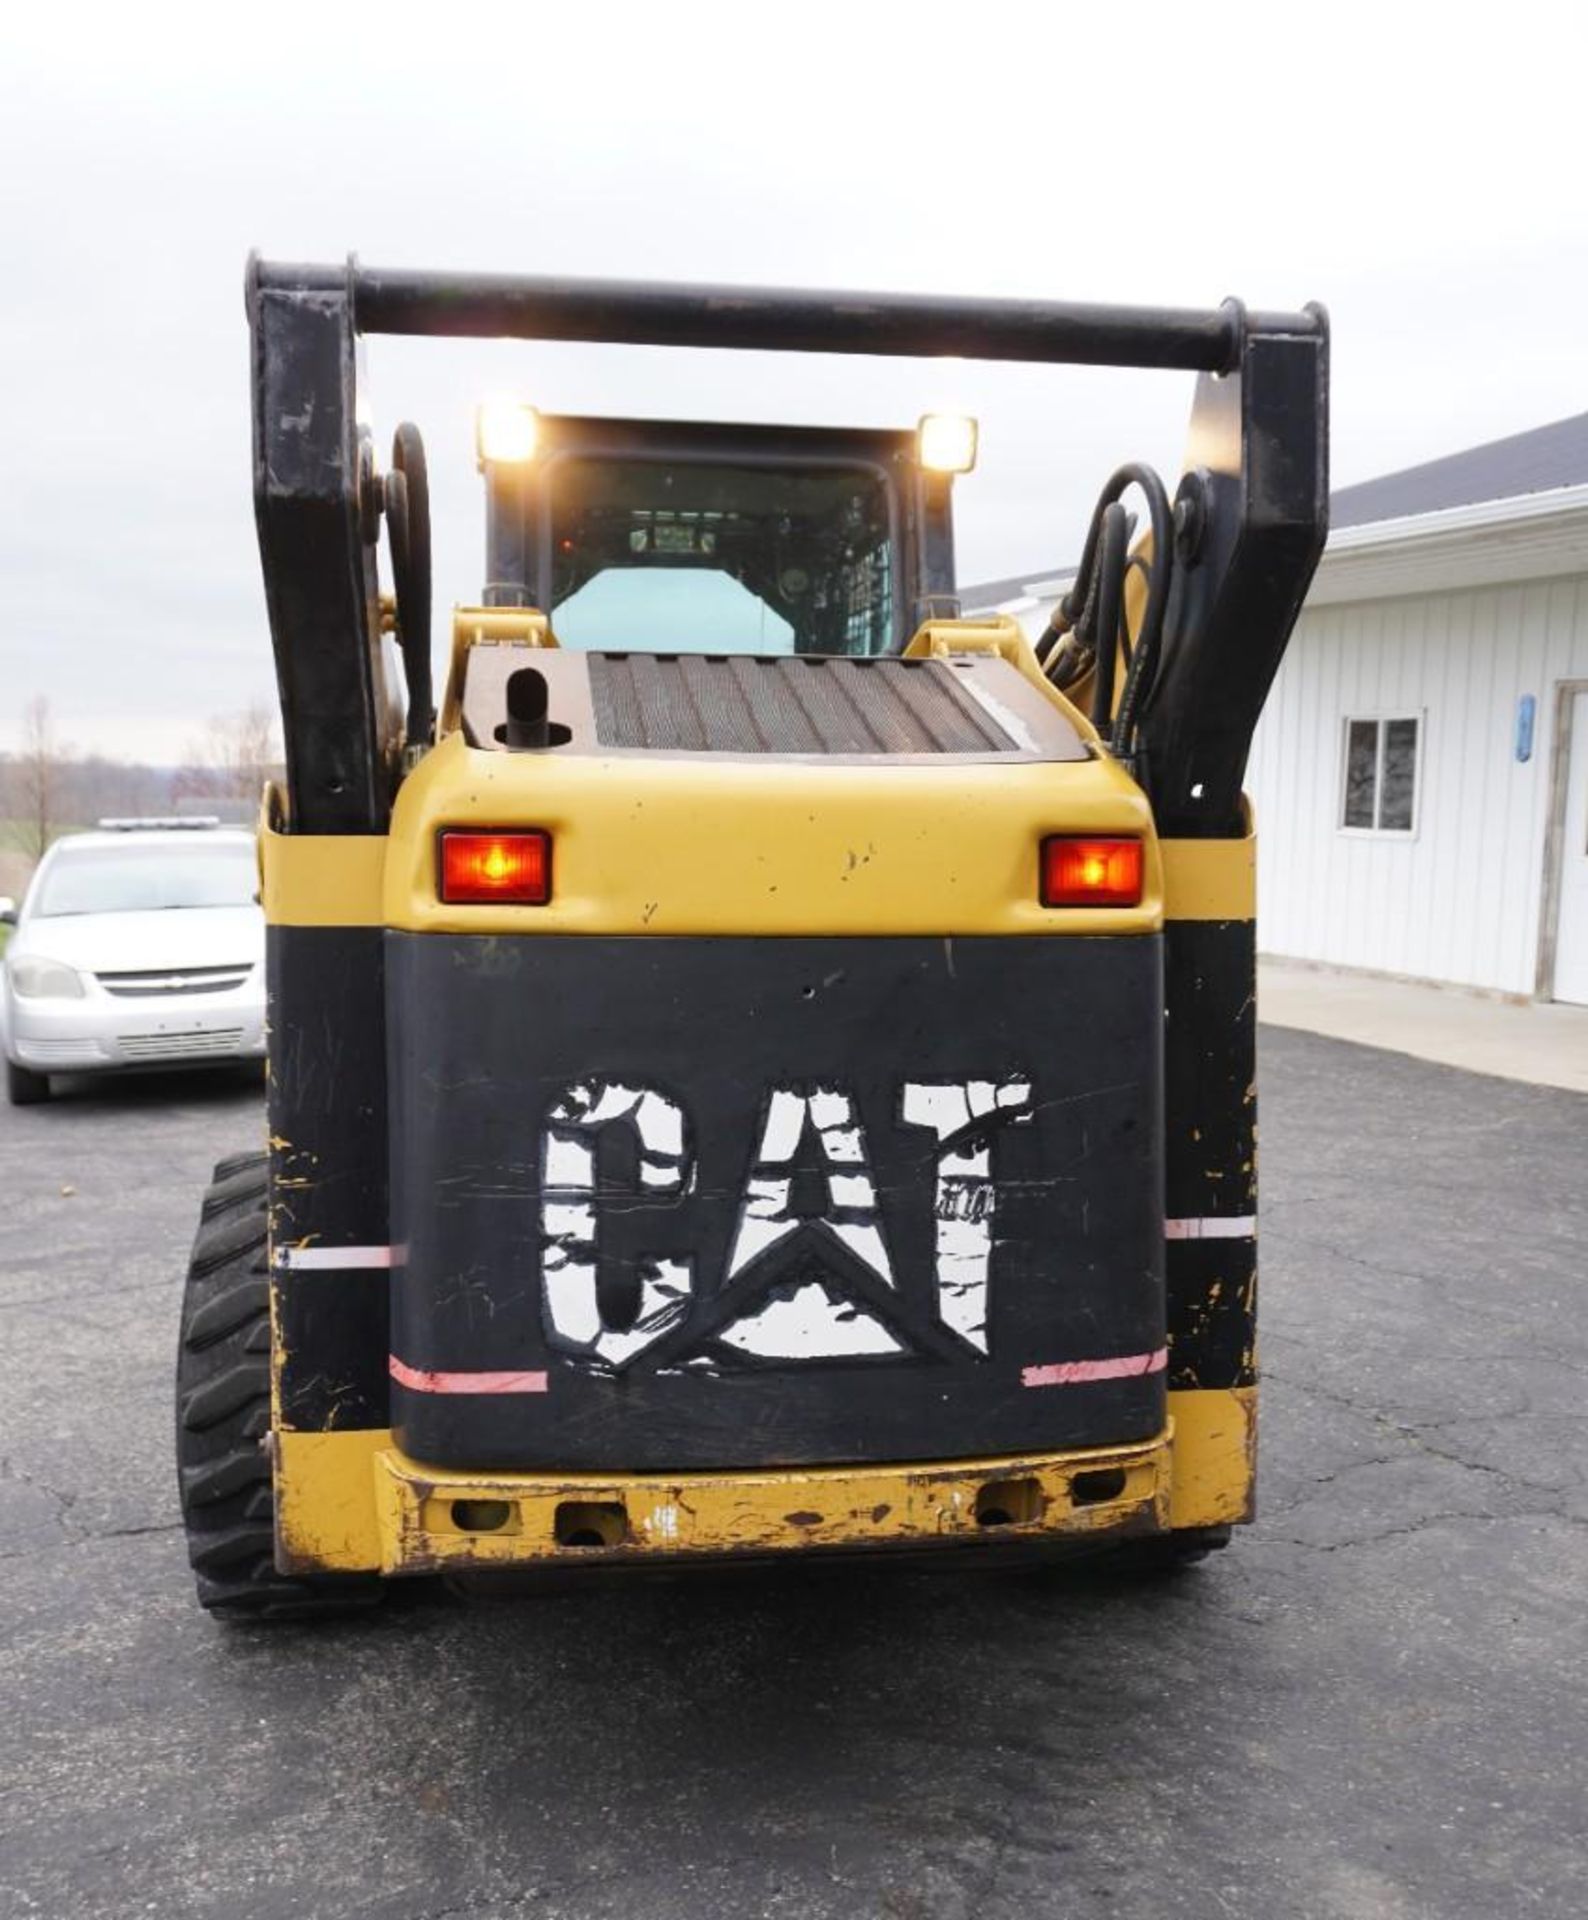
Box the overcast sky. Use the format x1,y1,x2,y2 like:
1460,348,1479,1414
2,3,1584,762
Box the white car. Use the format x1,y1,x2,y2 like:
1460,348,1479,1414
0,822,266,1106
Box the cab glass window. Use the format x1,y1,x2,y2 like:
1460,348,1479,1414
547,458,896,656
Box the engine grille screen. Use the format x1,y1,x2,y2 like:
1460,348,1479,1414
587,654,1015,755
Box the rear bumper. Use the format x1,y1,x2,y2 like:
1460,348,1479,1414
280,1429,1173,1576
274,1391,1255,1576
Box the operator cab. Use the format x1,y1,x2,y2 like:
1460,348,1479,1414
475,409,975,654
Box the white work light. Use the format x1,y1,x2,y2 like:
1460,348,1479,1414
918,413,979,474
475,400,540,467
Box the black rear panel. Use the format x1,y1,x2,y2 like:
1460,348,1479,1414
587,655,1015,754
387,933,1165,1471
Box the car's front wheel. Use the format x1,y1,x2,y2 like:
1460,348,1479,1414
6,1059,50,1106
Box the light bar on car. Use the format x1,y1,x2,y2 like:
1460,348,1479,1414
96,816,222,831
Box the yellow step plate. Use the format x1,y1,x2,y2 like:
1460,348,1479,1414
368,1432,1172,1575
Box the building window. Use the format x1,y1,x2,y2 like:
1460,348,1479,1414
1341,716,1421,833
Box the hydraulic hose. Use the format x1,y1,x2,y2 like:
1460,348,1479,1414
1039,461,1175,753
1088,503,1129,734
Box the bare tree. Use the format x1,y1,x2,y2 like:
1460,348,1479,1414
7,696,68,859
178,703,282,807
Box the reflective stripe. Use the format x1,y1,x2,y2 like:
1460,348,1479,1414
1022,1346,1167,1388
388,1356,549,1395
1164,1215,1256,1241
274,1244,396,1271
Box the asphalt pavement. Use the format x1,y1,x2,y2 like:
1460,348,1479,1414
1,1031,1584,1919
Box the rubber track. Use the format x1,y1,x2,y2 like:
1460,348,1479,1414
174,1151,381,1619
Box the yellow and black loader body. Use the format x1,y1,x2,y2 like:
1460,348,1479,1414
174,261,1327,1614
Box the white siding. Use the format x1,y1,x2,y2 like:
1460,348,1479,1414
1247,573,1588,994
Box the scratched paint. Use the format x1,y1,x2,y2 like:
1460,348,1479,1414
360,1430,1172,1576
645,1503,680,1541
526,1072,1171,1386
720,1279,903,1357
540,1081,696,1368
719,1087,900,1356
900,1079,1032,1351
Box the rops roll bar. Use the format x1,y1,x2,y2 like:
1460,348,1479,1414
254,257,1322,373
247,256,1327,835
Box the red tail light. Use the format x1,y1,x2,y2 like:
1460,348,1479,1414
439,830,552,905
1040,836,1143,908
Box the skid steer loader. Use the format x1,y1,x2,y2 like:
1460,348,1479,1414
175,258,1327,1615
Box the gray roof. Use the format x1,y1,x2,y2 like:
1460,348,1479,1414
953,565,1071,609
961,411,1588,606
1330,411,1588,529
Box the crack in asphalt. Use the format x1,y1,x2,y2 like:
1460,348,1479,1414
1258,1221,1565,1340
1259,1363,1584,1517
1263,1509,1588,1554
0,1456,178,1557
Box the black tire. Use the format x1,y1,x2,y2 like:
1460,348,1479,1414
210,1147,267,1183
175,1151,382,1620
6,1058,50,1105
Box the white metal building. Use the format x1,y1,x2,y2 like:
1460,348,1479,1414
962,413,1588,1005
